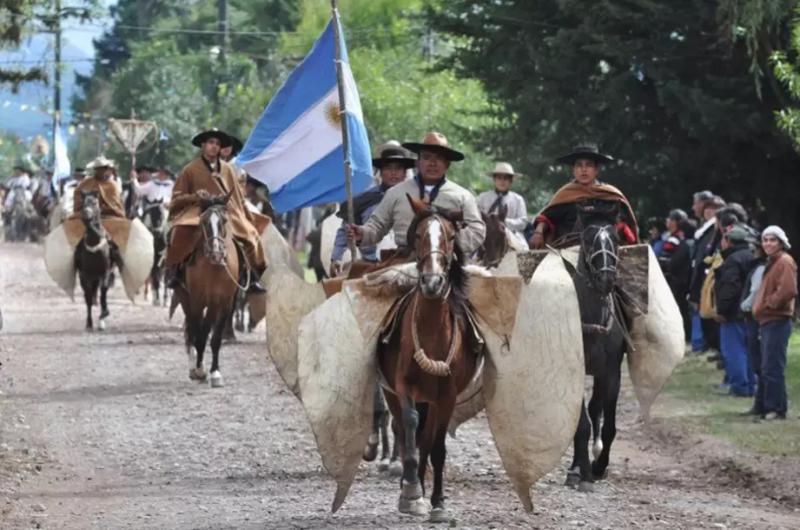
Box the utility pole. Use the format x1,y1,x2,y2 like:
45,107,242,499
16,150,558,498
213,0,228,113
53,0,62,144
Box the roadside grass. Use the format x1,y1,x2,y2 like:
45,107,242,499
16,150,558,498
655,333,800,458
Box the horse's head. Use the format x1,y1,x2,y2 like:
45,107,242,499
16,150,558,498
80,191,101,226
200,192,231,266
406,194,462,299
577,201,620,296
141,198,165,232
479,204,509,268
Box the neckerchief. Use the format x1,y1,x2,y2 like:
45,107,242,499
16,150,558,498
414,173,446,204
489,189,509,214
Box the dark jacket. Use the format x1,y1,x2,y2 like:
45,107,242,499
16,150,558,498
689,221,720,303
714,243,757,321
659,232,693,304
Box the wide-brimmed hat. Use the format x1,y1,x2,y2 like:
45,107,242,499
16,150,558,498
402,131,464,162
135,164,156,173
556,143,614,165
488,161,521,178
227,135,244,157
191,128,232,148
87,155,116,170
73,167,86,175
372,144,416,169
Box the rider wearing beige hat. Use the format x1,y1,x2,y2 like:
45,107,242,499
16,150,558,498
347,131,485,256
477,162,529,237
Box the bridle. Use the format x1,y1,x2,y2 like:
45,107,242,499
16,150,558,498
414,213,457,279
580,223,619,281
81,196,108,254
200,205,228,264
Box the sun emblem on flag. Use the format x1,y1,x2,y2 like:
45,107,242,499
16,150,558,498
324,101,342,127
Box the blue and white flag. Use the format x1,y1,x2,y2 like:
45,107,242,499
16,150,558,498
53,126,71,187
238,19,372,214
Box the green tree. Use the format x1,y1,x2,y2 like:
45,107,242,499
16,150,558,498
430,0,800,235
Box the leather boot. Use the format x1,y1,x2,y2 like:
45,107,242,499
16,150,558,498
165,265,182,289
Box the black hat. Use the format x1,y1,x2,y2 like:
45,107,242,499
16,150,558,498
191,128,232,148
402,131,465,162
228,135,244,157
555,143,614,165
372,146,416,169
135,165,156,173
73,167,86,175
157,166,174,177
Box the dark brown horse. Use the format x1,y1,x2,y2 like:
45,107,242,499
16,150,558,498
74,191,113,331
477,203,509,268
174,193,238,388
379,195,480,522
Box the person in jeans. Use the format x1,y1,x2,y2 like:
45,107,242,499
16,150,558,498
714,225,757,396
753,226,797,420
740,244,766,414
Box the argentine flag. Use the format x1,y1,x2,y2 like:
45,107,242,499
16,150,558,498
53,127,71,188
238,19,372,214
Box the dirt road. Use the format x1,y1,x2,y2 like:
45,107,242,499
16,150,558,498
1,241,798,529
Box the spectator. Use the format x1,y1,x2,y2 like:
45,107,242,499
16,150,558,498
752,226,797,420
689,195,726,353
740,243,767,415
691,190,714,221
714,225,757,397
659,209,694,342
647,216,668,256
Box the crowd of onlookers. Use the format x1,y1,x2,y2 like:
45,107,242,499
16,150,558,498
651,191,797,421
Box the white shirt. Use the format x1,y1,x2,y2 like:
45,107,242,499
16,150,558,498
132,179,174,203
477,189,529,233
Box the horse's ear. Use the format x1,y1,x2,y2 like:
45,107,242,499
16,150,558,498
498,203,508,222
406,193,428,215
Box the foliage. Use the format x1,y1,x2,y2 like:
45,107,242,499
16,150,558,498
73,0,301,174
430,0,800,234
286,0,498,191
772,4,800,150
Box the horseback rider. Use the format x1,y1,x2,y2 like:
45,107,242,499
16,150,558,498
165,128,267,294
346,131,486,260
529,144,638,249
330,142,415,276
131,164,174,207
2,164,33,222
477,162,529,242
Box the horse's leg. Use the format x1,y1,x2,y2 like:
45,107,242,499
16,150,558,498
378,406,391,470
98,275,110,331
397,395,428,516
187,307,208,381
81,275,94,330
429,410,452,523
415,403,431,495
593,357,622,480
208,308,228,388
567,398,594,492
364,383,383,462
587,378,604,460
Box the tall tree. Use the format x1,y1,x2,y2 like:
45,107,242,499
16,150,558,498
430,0,800,238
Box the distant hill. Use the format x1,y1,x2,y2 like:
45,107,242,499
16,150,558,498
0,33,93,141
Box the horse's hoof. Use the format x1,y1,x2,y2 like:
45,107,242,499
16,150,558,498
429,506,451,524
378,458,390,472
565,469,580,488
99,310,110,320
398,496,430,516
388,460,403,477
98,319,106,331
210,371,224,388
189,368,207,381
592,464,608,481
362,435,379,462
578,481,595,493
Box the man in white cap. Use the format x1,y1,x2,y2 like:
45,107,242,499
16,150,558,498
346,131,485,259
477,162,529,240
752,225,797,420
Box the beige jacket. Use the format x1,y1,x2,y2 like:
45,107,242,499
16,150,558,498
360,177,486,254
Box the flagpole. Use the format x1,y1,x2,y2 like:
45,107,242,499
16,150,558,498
330,0,358,261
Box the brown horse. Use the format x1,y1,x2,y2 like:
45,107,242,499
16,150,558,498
174,193,238,388
477,203,510,268
379,195,480,522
